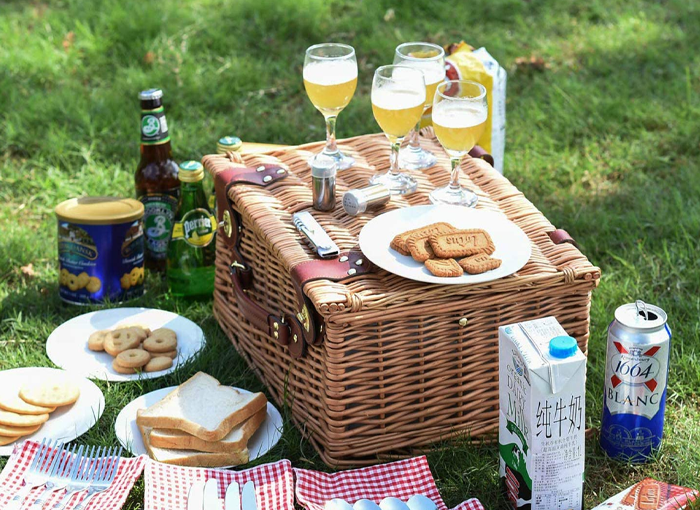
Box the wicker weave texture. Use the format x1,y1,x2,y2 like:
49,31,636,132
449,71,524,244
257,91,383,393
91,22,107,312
206,130,600,467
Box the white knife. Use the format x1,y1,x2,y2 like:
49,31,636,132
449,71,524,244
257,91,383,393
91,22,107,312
225,481,241,510
241,481,257,510
187,481,206,510
203,479,220,510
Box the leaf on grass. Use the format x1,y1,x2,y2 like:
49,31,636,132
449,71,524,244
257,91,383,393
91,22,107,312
20,264,36,278
514,55,550,73
63,31,75,52
144,51,156,65
384,8,395,22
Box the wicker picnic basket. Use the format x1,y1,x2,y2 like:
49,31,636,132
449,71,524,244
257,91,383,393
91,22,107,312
203,130,600,467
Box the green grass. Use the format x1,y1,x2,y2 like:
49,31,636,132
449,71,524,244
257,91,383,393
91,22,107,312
2,0,700,508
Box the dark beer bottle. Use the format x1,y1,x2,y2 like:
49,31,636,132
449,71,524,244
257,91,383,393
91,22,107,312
135,88,180,272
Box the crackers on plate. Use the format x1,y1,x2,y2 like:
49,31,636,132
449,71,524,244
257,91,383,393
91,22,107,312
390,222,502,278
89,326,177,374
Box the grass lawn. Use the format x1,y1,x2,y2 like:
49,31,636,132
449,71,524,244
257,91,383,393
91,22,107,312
2,0,700,507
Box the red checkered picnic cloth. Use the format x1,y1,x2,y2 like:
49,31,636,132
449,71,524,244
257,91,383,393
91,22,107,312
0,440,146,510
144,459,294,510
294,456,484,510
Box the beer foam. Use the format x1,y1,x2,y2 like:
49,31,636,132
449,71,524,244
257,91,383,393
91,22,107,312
433,102,487,128
400,61,445,85
303,60,358,86
371,87,425,110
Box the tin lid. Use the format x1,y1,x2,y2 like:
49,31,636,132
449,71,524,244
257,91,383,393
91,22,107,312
549,335,578,359
179,160,204,182
55,197,144,225
139,88,163,100
615,300,667,330
309,154,337,179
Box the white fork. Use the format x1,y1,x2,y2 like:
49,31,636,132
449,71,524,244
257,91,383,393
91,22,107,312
30,444,84,509
52,445,102,510
7,439,61,510
73,447,122,510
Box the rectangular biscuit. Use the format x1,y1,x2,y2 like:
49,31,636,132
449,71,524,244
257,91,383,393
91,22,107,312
428,229,495,259
390,222,455,256
407,236,435,263
425,258,463,277
458,254,502,274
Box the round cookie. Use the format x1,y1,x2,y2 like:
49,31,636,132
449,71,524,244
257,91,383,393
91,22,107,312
0,393,55,415
67,274,80,291
86,276,101,294
112,358,137,375
0,422,41,437
161,350,178,359
116,349,151,368
143,333,177,354
126,326,149,341
144,356,173,373
120,274,131,290
104,328,141,356
76,272,90,289
129,267,141,286
0,410,49,428
88,330,109,352
19,380,80,408
0,436,20,446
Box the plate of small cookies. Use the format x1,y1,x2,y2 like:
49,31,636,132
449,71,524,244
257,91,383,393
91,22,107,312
46,307,206,382
359,205,532,285
0,367,104,455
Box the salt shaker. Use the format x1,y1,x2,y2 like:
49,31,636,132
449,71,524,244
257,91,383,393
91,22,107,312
342,184,391,216
310,154,337,211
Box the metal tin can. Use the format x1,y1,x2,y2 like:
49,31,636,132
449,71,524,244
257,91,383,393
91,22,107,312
55,197,145,305
600,300,671,462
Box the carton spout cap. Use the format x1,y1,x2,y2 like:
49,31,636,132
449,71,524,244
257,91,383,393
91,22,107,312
549,336,578,359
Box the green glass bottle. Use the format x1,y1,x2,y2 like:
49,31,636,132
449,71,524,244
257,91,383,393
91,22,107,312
167,161,216,297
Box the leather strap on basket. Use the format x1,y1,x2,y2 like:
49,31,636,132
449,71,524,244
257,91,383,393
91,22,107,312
468,145,494,166
290,251,373,347
548,229,578,248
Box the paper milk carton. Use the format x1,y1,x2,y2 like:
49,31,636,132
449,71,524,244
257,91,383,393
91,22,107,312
499,317,586,510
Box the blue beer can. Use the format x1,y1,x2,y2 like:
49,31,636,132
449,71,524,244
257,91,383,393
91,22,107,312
600,300,671,462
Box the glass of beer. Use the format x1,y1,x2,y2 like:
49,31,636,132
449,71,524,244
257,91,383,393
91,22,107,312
370,65,426,195
393,42,445,171
430,80,487,207
303,43,358,170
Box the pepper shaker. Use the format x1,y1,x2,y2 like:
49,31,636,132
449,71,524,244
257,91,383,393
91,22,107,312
342,184,391,216
310,154,337,211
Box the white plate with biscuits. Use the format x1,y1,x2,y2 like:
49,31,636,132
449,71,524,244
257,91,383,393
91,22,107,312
359,205,532,285
114,381,284,467
0,367,104,455
46,307,206,382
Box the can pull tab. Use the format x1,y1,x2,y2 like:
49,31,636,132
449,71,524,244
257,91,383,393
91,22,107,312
635,300,648,320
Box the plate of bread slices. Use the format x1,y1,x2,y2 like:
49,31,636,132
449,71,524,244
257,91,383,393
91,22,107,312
114,372,283,467
46,307,205,382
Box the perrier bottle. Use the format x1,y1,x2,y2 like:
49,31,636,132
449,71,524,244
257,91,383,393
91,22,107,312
135,88,179,272
167,161,216,297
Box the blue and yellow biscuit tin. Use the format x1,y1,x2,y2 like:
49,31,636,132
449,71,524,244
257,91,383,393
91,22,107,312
55,197,145,304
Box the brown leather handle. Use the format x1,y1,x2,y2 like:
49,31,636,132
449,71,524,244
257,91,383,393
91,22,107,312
468,145,494,166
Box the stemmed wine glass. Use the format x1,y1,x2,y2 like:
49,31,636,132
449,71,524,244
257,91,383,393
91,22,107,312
393,42,446,171
303,43,358,170
429,80,488,207
370,65,426,195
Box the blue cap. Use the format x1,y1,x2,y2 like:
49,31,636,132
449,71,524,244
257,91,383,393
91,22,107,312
549,336,578,359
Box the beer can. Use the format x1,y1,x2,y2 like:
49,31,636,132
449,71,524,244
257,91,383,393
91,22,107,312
600,300,671,462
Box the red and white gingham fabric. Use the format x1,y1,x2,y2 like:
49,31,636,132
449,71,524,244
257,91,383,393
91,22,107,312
294,456,483,510
144,458,294,510
0,440,146,510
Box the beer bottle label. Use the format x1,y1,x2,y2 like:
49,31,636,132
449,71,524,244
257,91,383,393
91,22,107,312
139,194,178,259
171,209,216,247
141,106,170,145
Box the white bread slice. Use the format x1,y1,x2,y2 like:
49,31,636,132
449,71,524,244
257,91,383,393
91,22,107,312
135,372,267,441
149,406,266,453
138,423,249,467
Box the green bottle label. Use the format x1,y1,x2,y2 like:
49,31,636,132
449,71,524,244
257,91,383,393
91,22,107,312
140,194,178,258
171,208,216,247
141,106,170,145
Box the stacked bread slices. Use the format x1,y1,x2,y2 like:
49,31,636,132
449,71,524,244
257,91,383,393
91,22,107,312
136,372,267,467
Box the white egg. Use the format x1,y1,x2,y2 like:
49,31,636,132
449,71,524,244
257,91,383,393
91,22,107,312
325,499,354,510
354,499,382,510
406,495,437,510
379,497,410,510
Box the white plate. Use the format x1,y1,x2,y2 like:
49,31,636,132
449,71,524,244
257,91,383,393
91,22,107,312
359,205,532,285
0,367,105,455
46,308,205,382
114,386,283,466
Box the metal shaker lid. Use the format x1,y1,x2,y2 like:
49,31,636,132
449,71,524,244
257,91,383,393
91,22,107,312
309,154,337,179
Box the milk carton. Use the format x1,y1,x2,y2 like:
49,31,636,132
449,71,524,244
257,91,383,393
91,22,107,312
499,317,586,510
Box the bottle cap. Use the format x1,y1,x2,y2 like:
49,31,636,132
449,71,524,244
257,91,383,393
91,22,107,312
139,88,163,100
549,335,578,359
217,136,242,154
309,154,337,179
178,160,204,182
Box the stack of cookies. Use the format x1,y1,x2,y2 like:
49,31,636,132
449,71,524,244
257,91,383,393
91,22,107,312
0,379,80,446
88,326,178,374
391,222,502,277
